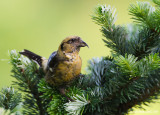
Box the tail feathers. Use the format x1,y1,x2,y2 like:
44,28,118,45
19,49,42,67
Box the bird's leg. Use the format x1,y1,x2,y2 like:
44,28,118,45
59,87,73,102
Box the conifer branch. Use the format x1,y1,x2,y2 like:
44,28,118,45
10,50,47,115
0,87,22,114
3,0,160,115
116,73,160,114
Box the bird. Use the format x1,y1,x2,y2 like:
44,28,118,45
19,36,88,98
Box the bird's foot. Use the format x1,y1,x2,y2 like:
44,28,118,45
59,87,74,102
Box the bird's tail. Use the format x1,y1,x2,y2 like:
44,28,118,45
19,49,43,67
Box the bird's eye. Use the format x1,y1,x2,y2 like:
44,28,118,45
68,39,75,44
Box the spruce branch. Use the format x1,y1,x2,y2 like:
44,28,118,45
153,7,160,33
0,107,16,115
65,94,89,115
38,79,67,115
92,5,136,56
9,50,46,115
92,2,160,58
153,0,160,6
0,87,22,114
3,1,160,115
78,53,160,114
129,1,160,33
114,54,138,78
129,2,155,28
91,5,117,32
116,71,160,114
105,54,160,114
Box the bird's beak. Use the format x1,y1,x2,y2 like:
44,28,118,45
79,40,89,48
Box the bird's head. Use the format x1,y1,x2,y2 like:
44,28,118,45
58,36,89,53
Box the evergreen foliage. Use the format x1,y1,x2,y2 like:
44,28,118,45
9,50,47,115
38,79,67,115
0,87,22,114
1,0,160,115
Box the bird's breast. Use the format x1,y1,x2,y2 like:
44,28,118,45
57,54,82,81
46,54,82,86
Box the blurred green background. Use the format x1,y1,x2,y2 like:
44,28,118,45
0,0,159,114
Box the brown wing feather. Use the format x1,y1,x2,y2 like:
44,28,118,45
19,49,43,67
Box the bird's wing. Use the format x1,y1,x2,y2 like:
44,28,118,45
19,49,43,67
47,51,59,71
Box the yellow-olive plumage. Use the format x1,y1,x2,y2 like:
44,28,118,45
19,36,88,87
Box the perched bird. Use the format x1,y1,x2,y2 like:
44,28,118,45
19,36,88,88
